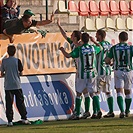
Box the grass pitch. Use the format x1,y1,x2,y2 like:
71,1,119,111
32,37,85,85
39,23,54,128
0,117,133,133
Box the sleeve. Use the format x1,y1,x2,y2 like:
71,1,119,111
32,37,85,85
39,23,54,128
70,47,79,58
18,59,23,72
93,45,101,55
31,20,37,26
67,37,73,44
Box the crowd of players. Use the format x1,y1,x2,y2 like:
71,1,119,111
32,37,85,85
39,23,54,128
57,18,133,120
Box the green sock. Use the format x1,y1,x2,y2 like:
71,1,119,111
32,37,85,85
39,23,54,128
75,97,82,116
93,96,100,112
85,97,90,112
107,97,114,113
125,98,132,113
93,99,97,114
117,96,124,113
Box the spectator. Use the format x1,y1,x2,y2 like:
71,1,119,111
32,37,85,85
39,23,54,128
0,0,20,34
0,45,31,126
0,0,4,33
3,9,54,43
1,0,20,21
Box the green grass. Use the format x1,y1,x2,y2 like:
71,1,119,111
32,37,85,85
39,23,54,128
0,117,133,133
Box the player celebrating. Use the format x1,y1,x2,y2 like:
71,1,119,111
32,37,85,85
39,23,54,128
90,29,114,118
105,31,133,118
59,33,102,119
57,19,91,119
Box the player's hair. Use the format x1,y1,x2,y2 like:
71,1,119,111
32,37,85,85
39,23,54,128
97,29,106,39
119,31,128,42
81,33,89,43
73,30,81,41
7,45,16,56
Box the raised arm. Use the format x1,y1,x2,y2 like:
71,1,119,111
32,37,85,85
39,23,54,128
90,36,101,47
90,36,103,50
57,18,67,40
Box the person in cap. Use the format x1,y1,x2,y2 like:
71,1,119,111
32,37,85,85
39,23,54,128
2,9,54,43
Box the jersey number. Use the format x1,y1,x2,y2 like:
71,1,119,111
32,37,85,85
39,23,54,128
84,53,94,72
119,51,127,67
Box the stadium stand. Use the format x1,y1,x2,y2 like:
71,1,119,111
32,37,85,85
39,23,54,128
2,0,133,33
116,17,126,30
88,0,99,16
84,18,96,31
105,17,116,31
109,0,120,16
68,0,79,16
129,0,133,15
125,17,133,30
95,17,105,30
57,0,68,13
78,0,89,16
119,0,129,15
99,0,110,16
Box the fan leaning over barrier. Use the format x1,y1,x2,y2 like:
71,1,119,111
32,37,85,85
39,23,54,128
2,9,54,43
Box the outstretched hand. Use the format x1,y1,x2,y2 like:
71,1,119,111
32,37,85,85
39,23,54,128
59,47,64,51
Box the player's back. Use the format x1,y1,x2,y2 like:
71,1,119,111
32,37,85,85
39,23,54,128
78,43,100,79
111,43,133,71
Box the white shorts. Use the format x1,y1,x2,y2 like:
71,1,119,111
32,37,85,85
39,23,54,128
75,77,97,94
97,75,111,93
114,70,133,90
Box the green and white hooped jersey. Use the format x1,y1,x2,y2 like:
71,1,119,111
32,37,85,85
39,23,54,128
70,43,101,79
107,43,133,71
97,41,112,75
